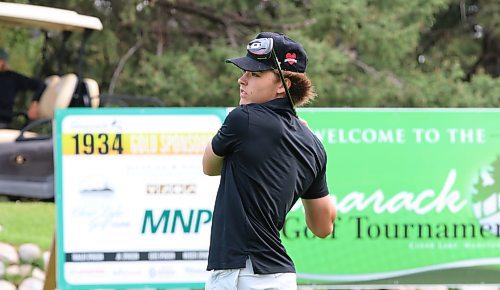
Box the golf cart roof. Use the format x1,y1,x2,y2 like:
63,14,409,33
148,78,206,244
0,2,102,32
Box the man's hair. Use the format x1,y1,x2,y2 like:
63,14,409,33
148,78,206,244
278,71,316,107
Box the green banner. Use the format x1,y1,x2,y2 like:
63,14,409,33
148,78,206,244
284,108,500,285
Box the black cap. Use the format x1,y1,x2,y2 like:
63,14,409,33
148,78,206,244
226,32,308,73
0,48,9,62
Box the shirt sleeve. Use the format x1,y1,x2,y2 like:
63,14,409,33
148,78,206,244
211,106,249,157
12,71,46,101
301,160,330,199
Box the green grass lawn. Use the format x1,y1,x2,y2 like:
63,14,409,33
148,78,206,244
0,201,55,250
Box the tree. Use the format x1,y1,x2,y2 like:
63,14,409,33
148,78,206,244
3,0,499,108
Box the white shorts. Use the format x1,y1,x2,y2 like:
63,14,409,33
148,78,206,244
205,258,297,290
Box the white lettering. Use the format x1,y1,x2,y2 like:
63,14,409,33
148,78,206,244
412,189,436,214
313,128,405,144
324,169,466,215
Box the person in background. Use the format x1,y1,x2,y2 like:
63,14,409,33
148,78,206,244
0,48,45,129
202,32,337,290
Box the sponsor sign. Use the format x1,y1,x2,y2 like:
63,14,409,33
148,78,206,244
284,108,500,285
55,108,500,288
54,108,225,289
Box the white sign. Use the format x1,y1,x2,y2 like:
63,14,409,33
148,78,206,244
55,109,223,289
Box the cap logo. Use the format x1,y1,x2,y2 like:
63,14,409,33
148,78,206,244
284,52,297,65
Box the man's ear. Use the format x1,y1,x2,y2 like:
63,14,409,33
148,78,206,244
277,78,291,94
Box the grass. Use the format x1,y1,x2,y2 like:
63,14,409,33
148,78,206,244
0,201,55,250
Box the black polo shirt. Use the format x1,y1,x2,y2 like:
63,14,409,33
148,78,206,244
207,97,329,274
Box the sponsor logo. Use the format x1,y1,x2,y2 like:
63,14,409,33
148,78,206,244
141,209,212,234
471,157,500,235
146,183,196,194
285,52,297,65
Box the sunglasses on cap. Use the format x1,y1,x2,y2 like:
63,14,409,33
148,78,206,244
246,38,296,114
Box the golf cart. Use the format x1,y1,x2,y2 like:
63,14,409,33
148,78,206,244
0,2,103,200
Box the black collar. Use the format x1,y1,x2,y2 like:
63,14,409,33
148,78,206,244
261,97,296,116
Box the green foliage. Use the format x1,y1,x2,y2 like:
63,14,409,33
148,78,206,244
116,43,243,106
0,26,44,75
295,34,352,106
2,0,499,109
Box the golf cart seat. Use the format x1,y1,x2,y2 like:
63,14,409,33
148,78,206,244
38,73,78,118
83,78,100,108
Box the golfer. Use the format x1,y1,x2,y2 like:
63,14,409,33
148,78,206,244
203,32,336,289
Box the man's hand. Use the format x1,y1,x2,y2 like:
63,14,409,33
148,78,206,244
27,101,39,120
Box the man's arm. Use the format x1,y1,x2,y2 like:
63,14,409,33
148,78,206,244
202,142,224,176
12,71,45,96
203,107,248,176
302,196,337,238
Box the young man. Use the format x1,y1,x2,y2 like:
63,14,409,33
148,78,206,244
0,48,45,128
202,32,336,289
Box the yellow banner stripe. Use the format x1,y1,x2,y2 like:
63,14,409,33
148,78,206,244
62,133,214,155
